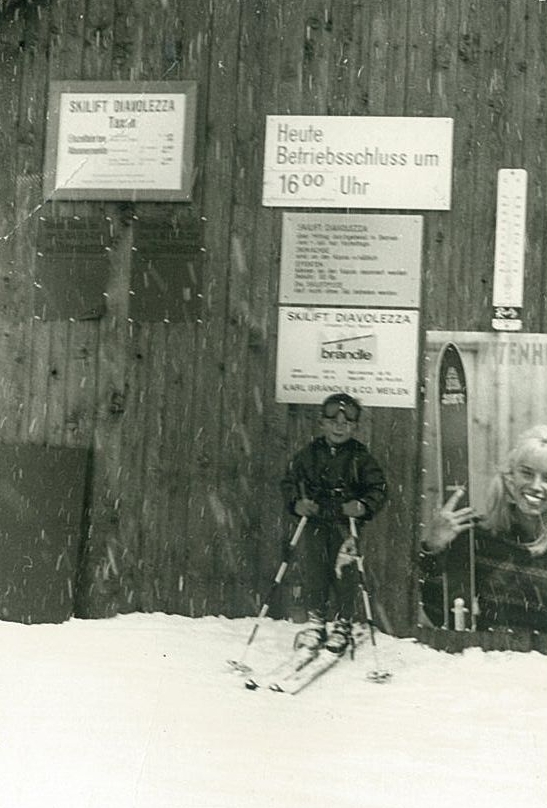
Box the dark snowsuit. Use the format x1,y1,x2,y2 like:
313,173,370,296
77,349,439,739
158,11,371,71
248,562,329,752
280,436,387,621
421,511,547,633
475,523,547,632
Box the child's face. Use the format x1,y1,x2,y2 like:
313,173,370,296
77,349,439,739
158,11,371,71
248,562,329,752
321,411,357,446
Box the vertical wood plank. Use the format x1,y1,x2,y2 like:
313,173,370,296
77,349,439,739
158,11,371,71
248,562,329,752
48,0,86,78
444,0,481,330
0,12,31,446
216,0,266,616
139,325,170,612
0,11,21,245
78,217,132,617
162,324,193,615
26,317,50,444
112,0,144,81
44,320,70,445
405,0,434,115
117,321,148,612
504,0,527,167
328,0,358,115
384,0,409,115
364,0,389,116
241,0,289,616
17,0,50,179
81,0,115,80
301,0,333,115
157,0,212,615
64,321,99,448
182,0,241,617
425,0,460,330
122,0,181,615
0,319,29,442
468,0,509,331
520,0,547,331
31,0,73,449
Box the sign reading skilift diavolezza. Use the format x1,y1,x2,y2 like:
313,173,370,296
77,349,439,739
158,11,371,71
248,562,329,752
275,307,419,408
279,213,423,308
43,81,197,201
263,116,453,210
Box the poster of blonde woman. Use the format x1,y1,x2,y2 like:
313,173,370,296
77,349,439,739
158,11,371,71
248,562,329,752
420,331,547,635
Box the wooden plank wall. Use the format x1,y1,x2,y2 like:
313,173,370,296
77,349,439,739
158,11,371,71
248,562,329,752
0,0,546,635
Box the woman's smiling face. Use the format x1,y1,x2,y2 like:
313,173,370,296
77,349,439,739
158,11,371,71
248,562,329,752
511,454,547,517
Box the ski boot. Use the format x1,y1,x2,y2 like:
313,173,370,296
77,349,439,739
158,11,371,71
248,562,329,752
293,611,327,651
326,618,354,656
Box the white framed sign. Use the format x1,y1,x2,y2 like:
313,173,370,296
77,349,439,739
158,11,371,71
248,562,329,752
263,116,453,210
280,212,423,307
276,306,419,408
43,81,197,201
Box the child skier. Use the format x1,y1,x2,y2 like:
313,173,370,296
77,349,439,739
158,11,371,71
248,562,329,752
280,393,387,655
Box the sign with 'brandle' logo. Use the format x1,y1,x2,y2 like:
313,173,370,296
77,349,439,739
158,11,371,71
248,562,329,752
319,333,377,363
276,306,418,408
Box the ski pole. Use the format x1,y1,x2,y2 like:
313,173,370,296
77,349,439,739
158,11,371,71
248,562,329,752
469,523,477,632
227,515,308,673
349,518,392,682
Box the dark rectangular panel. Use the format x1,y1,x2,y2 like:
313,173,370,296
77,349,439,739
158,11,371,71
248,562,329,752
34,214,111,320
129,216,202,322
0,444,88,624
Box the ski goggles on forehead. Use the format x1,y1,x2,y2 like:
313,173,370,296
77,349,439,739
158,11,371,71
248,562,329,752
322,400,360,422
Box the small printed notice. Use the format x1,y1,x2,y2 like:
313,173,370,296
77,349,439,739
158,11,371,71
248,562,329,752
43,81,197,201
276,307,419,408
492,169,527,332
263,116,453,210
279,213,422,307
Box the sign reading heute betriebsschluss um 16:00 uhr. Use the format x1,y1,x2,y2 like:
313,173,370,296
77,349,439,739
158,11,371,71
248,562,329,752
263,116,454,210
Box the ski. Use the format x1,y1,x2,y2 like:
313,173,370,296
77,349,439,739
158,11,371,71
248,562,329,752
432,341,475,630
270,630,368,694
269,647,341,694
244,645,317,690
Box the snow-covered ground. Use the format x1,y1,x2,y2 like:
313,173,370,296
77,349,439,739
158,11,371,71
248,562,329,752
1,613,546,808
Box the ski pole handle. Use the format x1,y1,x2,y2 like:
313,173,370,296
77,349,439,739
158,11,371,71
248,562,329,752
349,516,361,538
288,515,308,550
349,518,370,581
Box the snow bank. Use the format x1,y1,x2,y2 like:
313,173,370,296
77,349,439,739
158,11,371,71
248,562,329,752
0,613,545,808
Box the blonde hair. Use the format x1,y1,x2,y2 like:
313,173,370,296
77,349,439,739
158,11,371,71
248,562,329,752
482,425,547,546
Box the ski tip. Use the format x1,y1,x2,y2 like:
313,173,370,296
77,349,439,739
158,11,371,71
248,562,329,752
367,670,392,683
269,683,285,693
227,659,253,675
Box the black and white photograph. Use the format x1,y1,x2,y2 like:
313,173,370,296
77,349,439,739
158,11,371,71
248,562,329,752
0,1,546,807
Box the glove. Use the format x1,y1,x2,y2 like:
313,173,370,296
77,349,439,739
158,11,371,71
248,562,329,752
334,535,358,579
342,499,367,519
294,497,319,517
